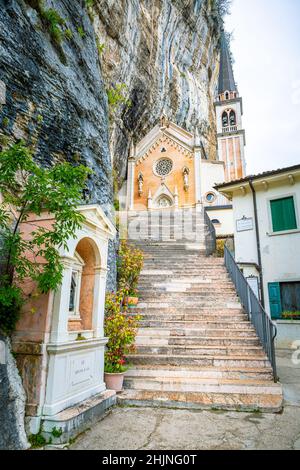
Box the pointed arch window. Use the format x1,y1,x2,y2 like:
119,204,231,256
222,109,236,128
229,110,236,126
222,111,229,127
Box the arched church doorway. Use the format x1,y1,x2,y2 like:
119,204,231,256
155,195,173,208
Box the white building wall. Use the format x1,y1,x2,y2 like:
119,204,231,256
207,208,234,236
230,179,300,316
201,160,234,236
201,160,226,195
256,182,300,316
231,191,258,265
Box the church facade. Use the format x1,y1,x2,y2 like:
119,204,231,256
125,34,246,238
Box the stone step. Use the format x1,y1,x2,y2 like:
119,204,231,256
138,289,236,295
138,320,253,329
132,307,244,314
141,264,227,269
138,282,235,289
139,282,235,289
139,273,231,280
141,269,229,276
136,327,256,338
135,345,266,357
117,388,283,413
137,302,242,309
138,293,239,300
123,376,279,393
125,365,274,381
135,336,260,347
142,261,226,266
128,353,271,368
124,229,282,413
132,314,247,322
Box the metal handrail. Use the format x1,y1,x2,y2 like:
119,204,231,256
204,210,216,256
224,246,278,381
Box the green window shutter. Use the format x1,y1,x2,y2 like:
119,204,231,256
270,196,297,232
268,282,282,319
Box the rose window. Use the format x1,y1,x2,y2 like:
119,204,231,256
155,158,173,176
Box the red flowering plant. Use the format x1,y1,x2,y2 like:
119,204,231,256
117,240,144,297
104,290,141,373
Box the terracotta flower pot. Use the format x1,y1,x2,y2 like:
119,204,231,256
104,372,125,392
124,296,139,307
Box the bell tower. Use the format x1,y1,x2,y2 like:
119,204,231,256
215,32,246,181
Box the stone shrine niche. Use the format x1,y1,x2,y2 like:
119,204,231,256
13,204,117,432
68,238,98,333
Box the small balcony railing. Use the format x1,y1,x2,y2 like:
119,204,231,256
224,246,278,381
222,125,238,133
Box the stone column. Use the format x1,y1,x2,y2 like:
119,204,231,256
93,266,108,338
50,257,73,343
174,186,179,208
194,129,202,210
194,148,202,210
127,157,136,211
147,189,153,210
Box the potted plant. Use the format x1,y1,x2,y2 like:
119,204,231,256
104,291,141,391
117,241,144,307
124,288,139,308
282,311,300,320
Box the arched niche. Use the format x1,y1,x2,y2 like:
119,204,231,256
68,237,101,332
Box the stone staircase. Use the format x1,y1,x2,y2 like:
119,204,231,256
119,210,283,412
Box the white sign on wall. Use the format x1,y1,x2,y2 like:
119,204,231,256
247,276,260,300
236,216,254,232
70,353,94,388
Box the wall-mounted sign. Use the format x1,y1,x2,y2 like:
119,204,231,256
246,276,260,300
236,216,254,232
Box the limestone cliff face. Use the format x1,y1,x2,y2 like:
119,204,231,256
95,0,222,176
0,0,112,205
0,0,222,285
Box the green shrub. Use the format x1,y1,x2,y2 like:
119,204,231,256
0,283,23,335
41,8,66,45
107,84,132,115
0,142,91,334
51,427,63,438
28,432,47,448
0,134,9,148
77,26,86,39
104,291,141,373
2,117,9,128
96,39,105,56
117,241,144,297
215,239,225,258
64,28,73,41
113,199,120,211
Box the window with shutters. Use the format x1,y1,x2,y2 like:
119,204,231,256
268,281,300,319
270,196,297,232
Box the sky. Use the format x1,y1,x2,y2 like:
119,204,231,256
225,0,300,174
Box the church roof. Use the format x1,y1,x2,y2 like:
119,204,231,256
218,32,237,94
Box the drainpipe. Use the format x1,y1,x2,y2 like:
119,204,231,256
249,178,265,308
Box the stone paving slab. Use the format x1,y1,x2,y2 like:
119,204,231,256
70,405,300,450
69,350,300,450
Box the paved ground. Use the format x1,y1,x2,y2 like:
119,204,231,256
70,349,300,450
